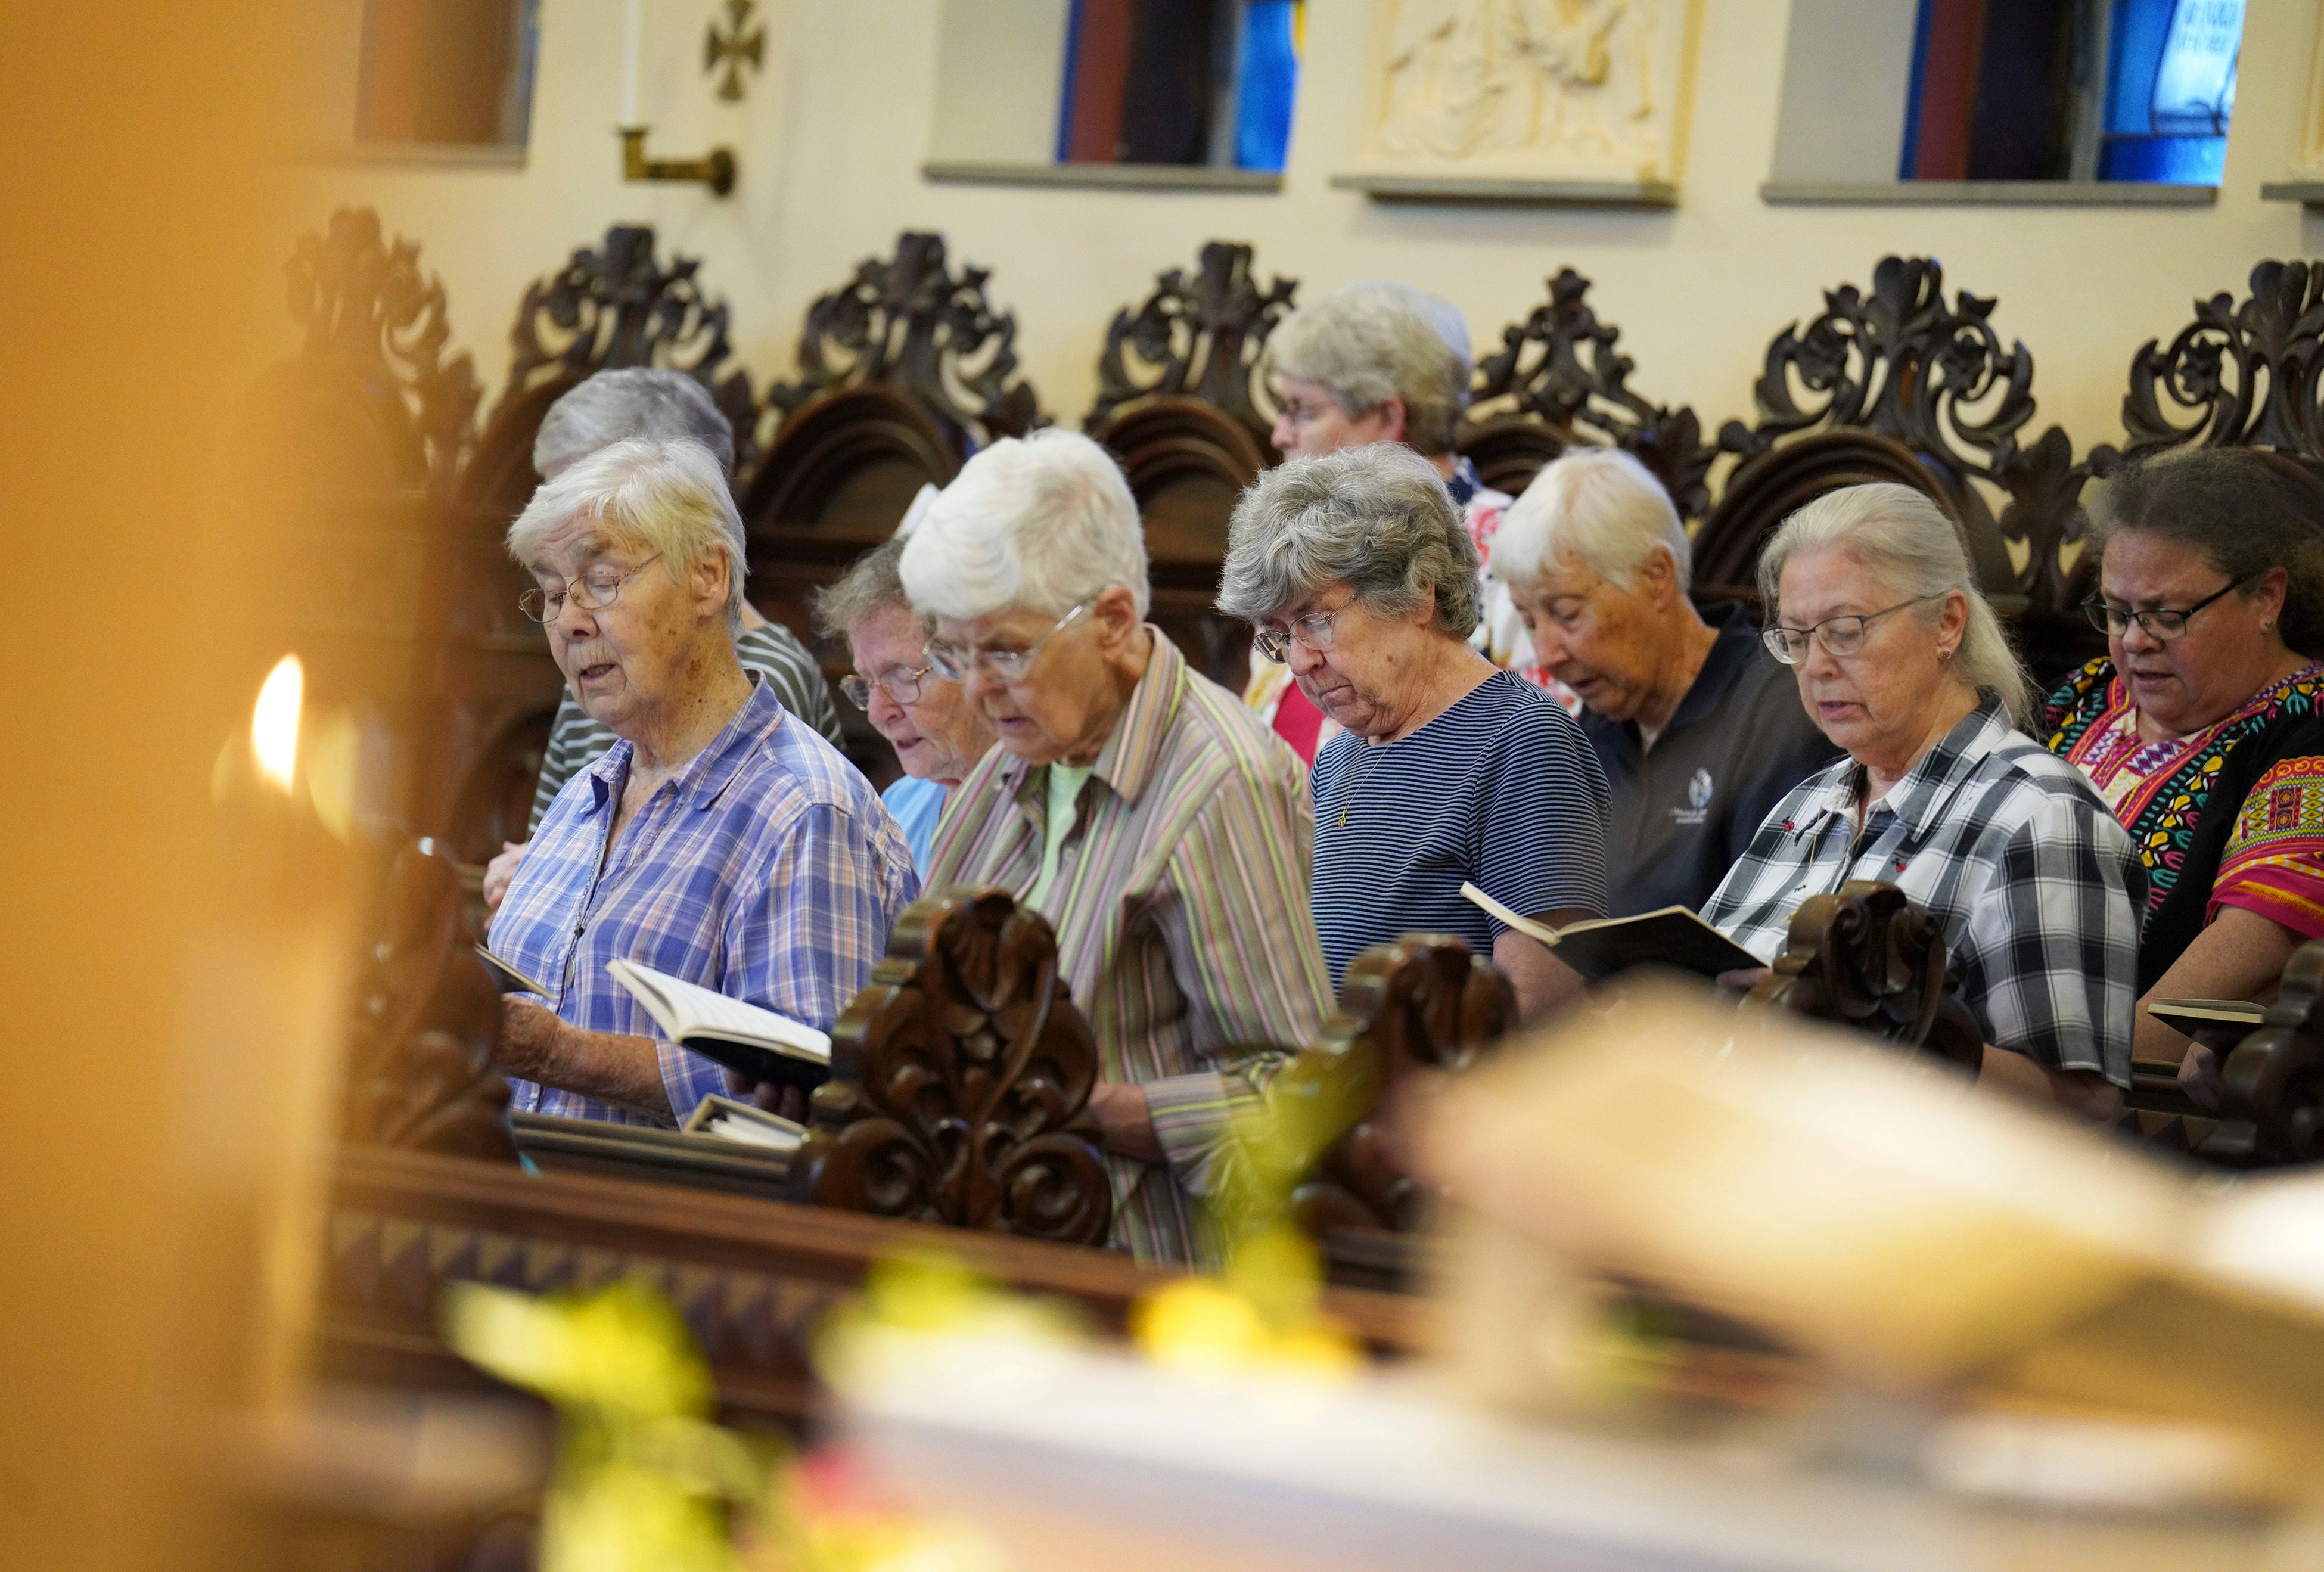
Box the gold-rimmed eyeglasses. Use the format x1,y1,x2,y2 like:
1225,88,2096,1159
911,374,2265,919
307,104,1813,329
840,664,934,709
518,554,663,623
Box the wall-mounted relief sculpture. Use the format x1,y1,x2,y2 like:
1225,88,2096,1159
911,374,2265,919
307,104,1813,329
1337,0,1702,203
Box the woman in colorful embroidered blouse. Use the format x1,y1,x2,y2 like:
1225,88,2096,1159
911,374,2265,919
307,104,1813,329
2043,449,2324,1065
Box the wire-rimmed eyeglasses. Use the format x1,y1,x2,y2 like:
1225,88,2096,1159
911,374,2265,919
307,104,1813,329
518,554,663,623
925,604,1086,684
840,664,933,710
1252,605,1343,664
1762,594,1943,666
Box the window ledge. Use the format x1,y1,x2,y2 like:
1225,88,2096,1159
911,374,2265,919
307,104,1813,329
2261,180,2324,205
1330,173,1676,207
306,141,529,170
921,161,1281,192
1761,179,2214,207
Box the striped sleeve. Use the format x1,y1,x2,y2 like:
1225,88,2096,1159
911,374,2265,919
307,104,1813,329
527,692,613,835
737,622,846,748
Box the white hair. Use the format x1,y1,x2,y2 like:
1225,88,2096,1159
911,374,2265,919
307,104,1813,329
533,367,736,477
506,436,748,633
898,430,1149,621
1759,482,2031,723
1495,447,1691,593
1264,281,1474,456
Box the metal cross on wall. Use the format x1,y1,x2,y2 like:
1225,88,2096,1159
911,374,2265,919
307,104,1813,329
703,0,765,102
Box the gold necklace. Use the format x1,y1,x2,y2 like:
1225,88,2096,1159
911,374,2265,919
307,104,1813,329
1336,738,1389,828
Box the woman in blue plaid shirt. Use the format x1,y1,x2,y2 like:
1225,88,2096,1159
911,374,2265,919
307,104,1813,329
1701,483,2143,1119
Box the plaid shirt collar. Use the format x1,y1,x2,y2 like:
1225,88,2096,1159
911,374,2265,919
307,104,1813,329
1789,695,2014,843
993,626,1188,812
580,673,781,818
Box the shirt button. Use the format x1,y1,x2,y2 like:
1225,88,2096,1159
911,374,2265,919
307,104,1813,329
573,923,585,936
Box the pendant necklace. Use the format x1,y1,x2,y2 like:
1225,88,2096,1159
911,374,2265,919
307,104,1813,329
1337,737,1390,828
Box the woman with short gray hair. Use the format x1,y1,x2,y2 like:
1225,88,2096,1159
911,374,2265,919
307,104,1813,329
900,429,1331,1268
489,436,917,1129
485,367,842,911
1220,443,1608,1022
1701,482,2142,1117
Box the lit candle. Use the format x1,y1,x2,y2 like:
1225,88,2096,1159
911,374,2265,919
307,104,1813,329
619,0,643,127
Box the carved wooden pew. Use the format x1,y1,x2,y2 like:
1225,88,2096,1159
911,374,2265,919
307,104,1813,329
1461,267,1714,520
321,863,1420,1423
1085,240,1297,690
1690,257,2102,689
2121,939,2324,1167
1741,880,1984,1073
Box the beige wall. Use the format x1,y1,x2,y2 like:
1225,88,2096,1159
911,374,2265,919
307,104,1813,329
312,0,2324,470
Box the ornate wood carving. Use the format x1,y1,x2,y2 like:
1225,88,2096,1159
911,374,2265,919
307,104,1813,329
284,207,481,497
341,841,520,1164
490,223,757,473
2094,260,2324,471
321,1147,1423,1427
1085,241,1295,442
1700,256,2089,620
764,232,1041,454
788,890,1111,1247
1289,935,1517,1237
1744,880,1984,1074
2201,940,2324,1169
1465,267,1716,517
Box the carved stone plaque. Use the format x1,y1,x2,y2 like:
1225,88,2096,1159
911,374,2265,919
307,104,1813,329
1349,0,1702,189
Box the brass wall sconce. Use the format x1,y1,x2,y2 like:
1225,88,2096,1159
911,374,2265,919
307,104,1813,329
619,126,735,198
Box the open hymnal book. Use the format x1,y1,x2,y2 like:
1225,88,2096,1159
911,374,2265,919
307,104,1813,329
682,1093,807,1154
1460,883,1763,984
605,958,833,1090
474,945,552,997
2147,997,2266,1034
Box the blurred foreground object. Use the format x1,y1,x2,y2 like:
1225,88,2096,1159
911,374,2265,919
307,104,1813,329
1422,983,2324,1508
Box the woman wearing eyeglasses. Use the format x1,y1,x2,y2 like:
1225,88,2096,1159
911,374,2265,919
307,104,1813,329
488,437,919,1128
811,534,998,873
1700,483,2143,1117
2041,449,2324,1067
1219,444,1610,1023
899,430,1332,1268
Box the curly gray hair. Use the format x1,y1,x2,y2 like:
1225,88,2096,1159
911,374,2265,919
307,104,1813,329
1217,445,1481,638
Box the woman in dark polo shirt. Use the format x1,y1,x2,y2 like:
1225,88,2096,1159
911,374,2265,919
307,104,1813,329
1494,448,1839,915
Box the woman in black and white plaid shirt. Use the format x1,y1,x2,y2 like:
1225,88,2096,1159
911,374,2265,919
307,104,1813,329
1701,483,2143,1119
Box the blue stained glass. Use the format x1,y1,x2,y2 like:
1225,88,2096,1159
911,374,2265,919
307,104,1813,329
1235,0,1298,172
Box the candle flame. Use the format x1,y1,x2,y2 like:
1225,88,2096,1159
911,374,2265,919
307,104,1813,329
251,654,303,791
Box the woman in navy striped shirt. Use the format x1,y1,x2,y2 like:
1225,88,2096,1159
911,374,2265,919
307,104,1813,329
1220,445,1610,1021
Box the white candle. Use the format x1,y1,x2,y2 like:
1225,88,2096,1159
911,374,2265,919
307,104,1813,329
619,0,643,126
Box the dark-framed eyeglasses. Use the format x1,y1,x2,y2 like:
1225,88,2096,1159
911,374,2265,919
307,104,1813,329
518,553,663,623
1763,593,1943,666
840,664,933,709
924,604,1086,684
2081,576,2250,642
1251,605,1344,664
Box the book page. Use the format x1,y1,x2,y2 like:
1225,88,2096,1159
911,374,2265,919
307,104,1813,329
1459,883,1564,946
607,959,832,1061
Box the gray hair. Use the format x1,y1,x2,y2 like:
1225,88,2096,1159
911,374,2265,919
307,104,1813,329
2096,448,2324,657
1496,446,1690,592
899,430,1149,621
812,536,915,641
1264,281,1473,457
1758,483,2031,723
1218,445,1481,637
534,368,736,478
507,436,748,633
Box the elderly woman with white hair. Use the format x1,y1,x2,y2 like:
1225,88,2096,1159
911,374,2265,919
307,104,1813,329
1494,448,1837,915
489,436,918,1127
1219,444,1609,1022
481,366,842,909
902,430,1331,1267
1701,482,2143,1116
1262,281,1568,720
